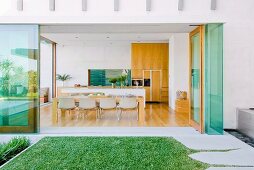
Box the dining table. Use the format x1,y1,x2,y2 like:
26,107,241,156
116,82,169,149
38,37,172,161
52,95,145,125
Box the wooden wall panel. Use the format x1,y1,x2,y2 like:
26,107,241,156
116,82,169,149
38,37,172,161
131,44,143,69
132,43,169,70
162,69,168,88
152,71,161,102
161,44,169,69
131,43,169,103
143,70,150,79
144,87,151,102
132,69,143,79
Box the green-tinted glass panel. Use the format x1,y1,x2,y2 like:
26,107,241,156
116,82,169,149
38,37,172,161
205,24,223,135
191,33,201,124
89,69,131,86
0,25,39,133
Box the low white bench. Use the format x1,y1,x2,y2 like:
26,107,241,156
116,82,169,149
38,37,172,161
237,109,254,138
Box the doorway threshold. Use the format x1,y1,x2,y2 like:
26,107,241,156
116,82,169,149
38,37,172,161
40,127,200,136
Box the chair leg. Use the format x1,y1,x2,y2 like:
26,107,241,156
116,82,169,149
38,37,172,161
84,110,88,118
61,109,66,117
137,108,139,121
100,109,103,119
77,109,81,119
118,109,122,121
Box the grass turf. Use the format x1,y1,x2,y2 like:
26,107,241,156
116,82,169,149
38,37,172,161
1,137,209,170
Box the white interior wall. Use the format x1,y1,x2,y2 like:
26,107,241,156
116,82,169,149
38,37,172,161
56,42,131,87
40,42,53,101
169,34,189,110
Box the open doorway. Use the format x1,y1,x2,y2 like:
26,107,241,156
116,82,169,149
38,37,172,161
39,24,194,130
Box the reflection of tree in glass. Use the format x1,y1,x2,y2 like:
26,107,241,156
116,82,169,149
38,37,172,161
0,58,37,97
11,66,27,86
0,59,14,96
27,71,38,96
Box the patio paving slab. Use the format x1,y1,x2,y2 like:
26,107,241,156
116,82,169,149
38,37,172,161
190,149,254,167
175,133,254,167
175,134,253,150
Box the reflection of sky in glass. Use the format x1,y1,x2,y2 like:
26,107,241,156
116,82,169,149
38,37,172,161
0,25,38,75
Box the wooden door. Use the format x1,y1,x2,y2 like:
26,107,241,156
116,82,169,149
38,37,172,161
143,70,151,102
189,26,204,133
151,70,161,102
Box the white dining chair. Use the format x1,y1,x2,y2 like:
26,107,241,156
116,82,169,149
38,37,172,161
118,97,138,121
78,98,98,118
58,98,76,118
99,98,117,119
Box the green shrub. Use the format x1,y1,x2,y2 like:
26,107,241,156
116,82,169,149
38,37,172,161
0,137,30,165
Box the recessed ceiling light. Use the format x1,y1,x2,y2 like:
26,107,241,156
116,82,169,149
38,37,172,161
106,37,110,39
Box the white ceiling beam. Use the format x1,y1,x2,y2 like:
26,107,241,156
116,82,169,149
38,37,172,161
82,0,87,11
49,0,55,11
211,0,217,10
17,0,23,11
178,0,184,11
114,0,119,11
146,0,151,11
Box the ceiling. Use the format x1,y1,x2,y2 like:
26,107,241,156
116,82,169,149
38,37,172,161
41,24,198,45
42,33,172,45
41,23,198,33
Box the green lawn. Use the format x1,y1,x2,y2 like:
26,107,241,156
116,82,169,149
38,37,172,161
2,137,209,170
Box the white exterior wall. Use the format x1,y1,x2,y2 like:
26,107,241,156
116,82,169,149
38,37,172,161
1,0,254,129
169,34,189,110
56,43,131,87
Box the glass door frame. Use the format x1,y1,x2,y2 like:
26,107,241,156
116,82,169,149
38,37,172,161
0,107,38,133
189,26,204,133
0,25,40,133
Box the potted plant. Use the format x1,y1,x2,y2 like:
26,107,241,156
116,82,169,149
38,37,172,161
117,75,128,88
108,77,118,88
56,74,72,87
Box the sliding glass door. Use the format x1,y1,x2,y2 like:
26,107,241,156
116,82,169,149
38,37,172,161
204,24,224,134
189,24,223,134
0,25,40,133
189,26,204,133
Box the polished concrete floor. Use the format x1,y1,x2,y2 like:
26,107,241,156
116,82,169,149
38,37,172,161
40,103,189,128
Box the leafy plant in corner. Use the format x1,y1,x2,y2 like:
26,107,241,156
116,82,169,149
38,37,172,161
56,74,72,86
0,137,30,166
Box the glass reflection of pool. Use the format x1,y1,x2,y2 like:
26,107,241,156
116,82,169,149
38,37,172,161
0,100,33,126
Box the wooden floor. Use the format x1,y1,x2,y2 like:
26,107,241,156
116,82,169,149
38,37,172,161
40,103,189,128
